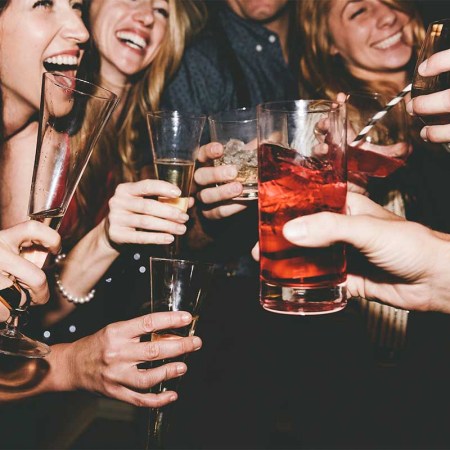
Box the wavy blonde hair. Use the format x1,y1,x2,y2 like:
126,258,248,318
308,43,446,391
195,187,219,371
299,0,425,100
67,0,206,245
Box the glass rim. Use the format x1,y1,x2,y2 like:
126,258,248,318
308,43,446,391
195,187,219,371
43,72,117,102
430,18,450,26
257,99,344,114
208,107,257,124
147,110,206,121
149,256,215,269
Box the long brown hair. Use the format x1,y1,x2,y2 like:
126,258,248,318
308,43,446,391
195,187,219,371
67,0,207,245
298,0,425,100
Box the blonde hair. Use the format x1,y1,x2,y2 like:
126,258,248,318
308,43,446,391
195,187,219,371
298,0,425,100
66,0,207,245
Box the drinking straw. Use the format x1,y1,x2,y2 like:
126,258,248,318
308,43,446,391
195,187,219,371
350,83,412,147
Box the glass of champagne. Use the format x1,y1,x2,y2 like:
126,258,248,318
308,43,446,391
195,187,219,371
147,111,205,257
0,72,118,358
412,18,450,151
145,257,215,449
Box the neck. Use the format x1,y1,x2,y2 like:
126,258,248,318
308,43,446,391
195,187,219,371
349,65,409,92
2,97,36,143
99,67,132,121
263,13,290,63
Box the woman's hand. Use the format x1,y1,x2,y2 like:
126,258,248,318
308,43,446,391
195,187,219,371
0,221,61,320
105,179,191,247
64,312,202,407
193,142,248,220
407,48,450,143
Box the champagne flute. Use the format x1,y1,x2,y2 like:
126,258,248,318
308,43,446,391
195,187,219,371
145,257,214,449
147,111,205,257
0,72,118,358
412,18,450,151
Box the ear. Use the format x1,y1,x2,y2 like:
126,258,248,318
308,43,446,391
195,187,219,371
329,43,339,56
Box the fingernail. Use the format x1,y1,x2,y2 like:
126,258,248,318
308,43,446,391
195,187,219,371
420,126,429,142
283,220,307,242
176,224,187,234
230,183,242,195
164,235,175,244
225,166,238,179
169,394,177,402
181,312,191,322
179,213,189,222
193,336,202,349
211,143,222,157
405,99,413,116
176,364,186,374
418,59,428,75
170,188,181,196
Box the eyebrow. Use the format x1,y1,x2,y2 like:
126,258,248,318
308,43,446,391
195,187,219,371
341,0,363,17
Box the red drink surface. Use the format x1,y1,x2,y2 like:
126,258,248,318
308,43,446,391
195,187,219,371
258,143,347,287
347,146,405,178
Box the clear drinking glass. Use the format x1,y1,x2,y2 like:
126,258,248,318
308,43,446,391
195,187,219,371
412,18,450,151
257,100,347,315
208,107,258,200
145,257,215,449
347,91,409,178
0,72,117,358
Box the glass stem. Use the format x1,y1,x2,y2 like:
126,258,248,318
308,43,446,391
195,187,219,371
4,311,21,337
147,406,168,450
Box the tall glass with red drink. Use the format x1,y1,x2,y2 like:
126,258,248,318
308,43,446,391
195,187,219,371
257,100,347,315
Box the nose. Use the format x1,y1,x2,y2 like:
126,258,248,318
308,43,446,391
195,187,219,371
375,2,397,28
133,3,155,27
63,13,90,45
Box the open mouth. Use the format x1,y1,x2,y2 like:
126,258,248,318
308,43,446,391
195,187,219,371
43,55,79,74
116,31,148,51
373,31,403,50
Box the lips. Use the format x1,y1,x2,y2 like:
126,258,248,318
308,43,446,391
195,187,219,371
116,30,148,51
373,31,403,50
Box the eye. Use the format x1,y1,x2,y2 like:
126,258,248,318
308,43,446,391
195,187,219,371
33,0,53,8
71,0,84,15
350,7,366,20
154,7,169,19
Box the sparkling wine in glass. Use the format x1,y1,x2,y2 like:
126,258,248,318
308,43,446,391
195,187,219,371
0,72,118,358
412,19,450,151
147,111,205,257
145,257,214,449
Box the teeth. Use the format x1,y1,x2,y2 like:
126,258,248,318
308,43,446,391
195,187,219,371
116,31,146,49
44,55,78,65
374,31,402,50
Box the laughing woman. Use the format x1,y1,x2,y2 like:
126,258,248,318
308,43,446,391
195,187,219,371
0,0,203,408
31,0,207,334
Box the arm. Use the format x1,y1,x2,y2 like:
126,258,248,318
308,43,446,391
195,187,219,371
0,311,201,405
46,180,189,326
282,193,450,314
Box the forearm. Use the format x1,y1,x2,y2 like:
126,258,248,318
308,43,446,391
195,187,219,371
0,343,73,403
44,220,120,327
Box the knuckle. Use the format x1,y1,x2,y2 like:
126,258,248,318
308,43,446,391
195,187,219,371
146,342,160,360
141,314,155,333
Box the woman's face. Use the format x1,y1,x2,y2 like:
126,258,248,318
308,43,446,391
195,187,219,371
0,0,89,115
90,0,169,86
328,0,414,79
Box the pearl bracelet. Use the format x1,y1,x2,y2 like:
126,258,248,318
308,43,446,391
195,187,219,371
54,253,96,304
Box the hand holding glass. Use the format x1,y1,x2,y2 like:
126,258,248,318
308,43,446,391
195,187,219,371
257,100,347,315
208,107,258,200
0,72,117,358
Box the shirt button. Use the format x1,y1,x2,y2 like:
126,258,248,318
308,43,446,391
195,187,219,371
255,44,263,52
268,35,276,43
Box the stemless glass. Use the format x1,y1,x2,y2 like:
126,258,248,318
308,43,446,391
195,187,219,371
347,91,409,178
257,100,347,315
412,18,450,151
145,257,215,449
0,72,117,358
208,107,258,200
